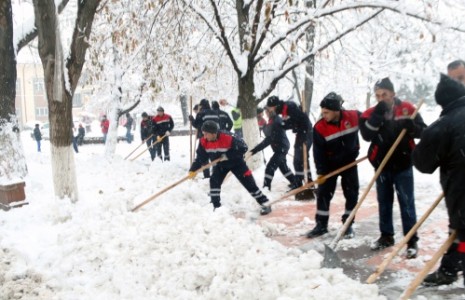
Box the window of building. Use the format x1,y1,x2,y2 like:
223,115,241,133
35,107,49,117
16,80,21,95
33,78,44,94
73,93,82,107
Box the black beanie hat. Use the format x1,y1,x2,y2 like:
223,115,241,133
435,73,465,107
201,120,219,134
211,101,220,110
374,77,395,92
157,106,164,112
267,96,280,107
200,99,210,108
320,92,343,111
142,112,148,118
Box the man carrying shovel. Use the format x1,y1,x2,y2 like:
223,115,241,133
360,77,426,259
306,92,361,239
188,121,272,215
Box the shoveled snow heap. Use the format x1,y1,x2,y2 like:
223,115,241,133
0,133,384,299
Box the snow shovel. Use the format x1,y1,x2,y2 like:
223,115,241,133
366,193,444,284
131,157,223,212
130,134,166,161
322,100,424,268
270,156,368,206
124,134,154,160
400,230,457,300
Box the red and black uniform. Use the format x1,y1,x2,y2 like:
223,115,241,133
152,113,174,161
360,99,424,171
140,116,156,160
189,131,269,208
313,110,360,227
251,114,296,190
275,100,313,185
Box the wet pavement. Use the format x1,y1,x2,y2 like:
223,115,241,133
257,189,465,300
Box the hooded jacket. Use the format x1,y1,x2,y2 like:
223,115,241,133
413,74,465,229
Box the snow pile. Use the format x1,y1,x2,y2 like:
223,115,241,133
0,134,385,299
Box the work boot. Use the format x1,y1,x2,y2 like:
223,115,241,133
422,269,457,287
260,202,272,215
306,223,328,238
263,183,271,192
344,226,355,239
371,235,395,251
406,240,418,259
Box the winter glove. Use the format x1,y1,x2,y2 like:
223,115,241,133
165,131,170,136
220,154,228,161
157,136,163,142
189,115,194,122
315,175,326,185
187,171,197,179
399,119,415,132
373,101,389,115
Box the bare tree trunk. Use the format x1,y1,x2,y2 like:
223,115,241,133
33,0,100,202
0,0,27,181
303,0,317,114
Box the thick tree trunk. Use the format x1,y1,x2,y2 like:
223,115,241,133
238,72,262,169
0,0,27,182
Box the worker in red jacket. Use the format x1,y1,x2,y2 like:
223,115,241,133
152,106,174,161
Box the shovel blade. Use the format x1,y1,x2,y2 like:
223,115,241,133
322,244,342,268
295,189,315,201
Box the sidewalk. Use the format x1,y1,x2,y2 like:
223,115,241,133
258,188,465,300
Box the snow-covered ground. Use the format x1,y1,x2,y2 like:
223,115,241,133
0,106,458,299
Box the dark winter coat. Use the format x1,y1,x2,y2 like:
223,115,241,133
214,109,233,131
125,115,134,130
275,100,313,144
412,75,465,230
77,127,85,138
193,109,220,138
152,113,174,136
189,131,248,172
313,110,360,175
359,98,426,171
251,114,290,155
33,127,42,141
140,117,153,140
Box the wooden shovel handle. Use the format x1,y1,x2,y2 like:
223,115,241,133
401,230,457,300
130,134,166,161
366,193,444,284
131,157,223,212
124,134,154,160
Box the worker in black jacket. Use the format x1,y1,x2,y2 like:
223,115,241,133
249,107,297,191
266,96,314,199
413,74,465,287
188,121,271,215
306,92,360,239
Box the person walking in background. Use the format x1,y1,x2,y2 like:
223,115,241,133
188,121,272,215
152,106,174,161
124,113,134,144
100,115,109,143
249,106,297,192
76,124,85,146
306,92,360,239
413,74,465,286
447,59,465,85
266,96,314,199
359,77,426,259
212,100,233,131
231,105,243,138
141,112,156,161
33,124,42,152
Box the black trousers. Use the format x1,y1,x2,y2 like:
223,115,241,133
315,165,359,226
263,152,295,188
155,136,170,160
146,137,156,161
294,134,313,185
209,160,268,208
